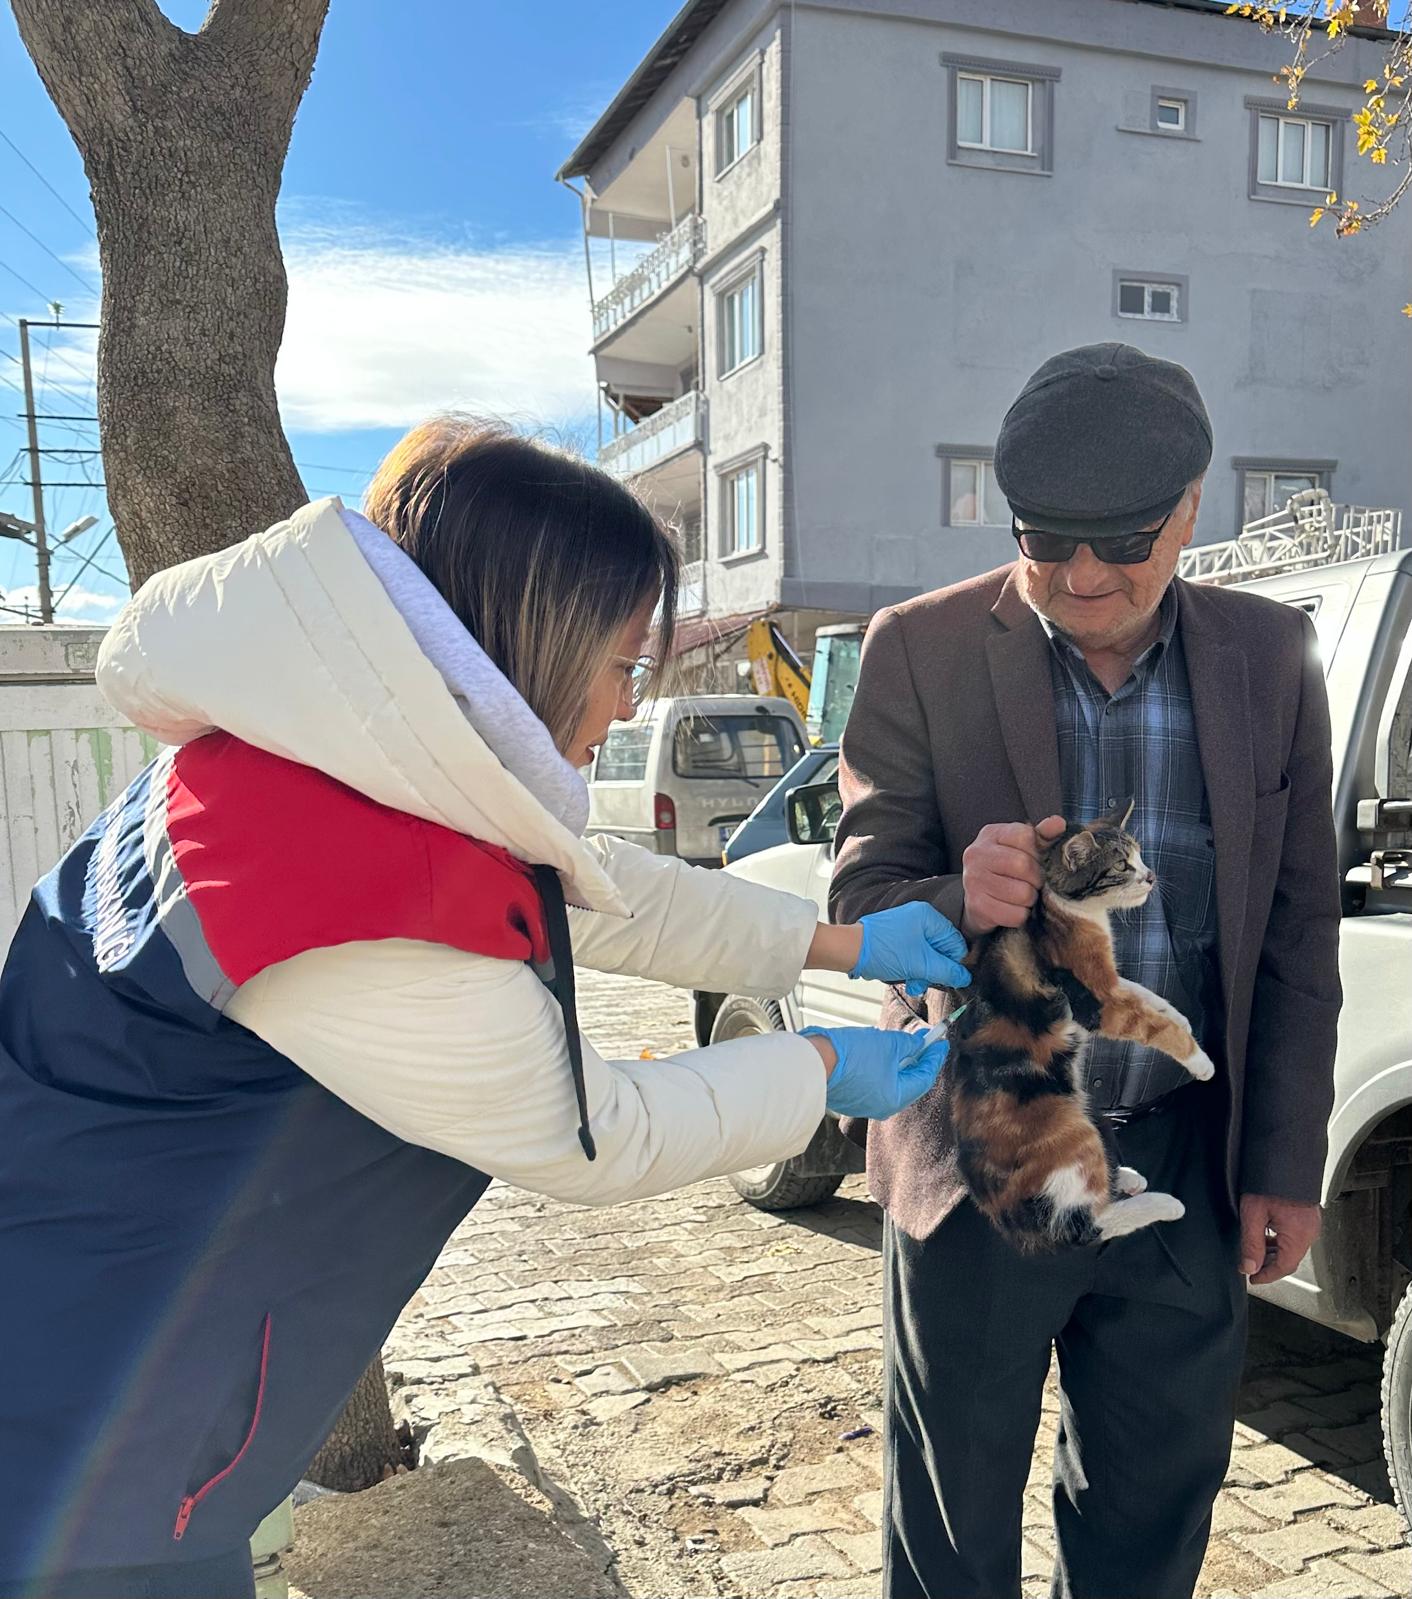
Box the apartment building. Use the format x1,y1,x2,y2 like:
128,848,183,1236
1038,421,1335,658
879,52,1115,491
557,0,1411,677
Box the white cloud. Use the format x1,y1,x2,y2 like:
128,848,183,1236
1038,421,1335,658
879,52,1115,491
11,213,603,441
4,583,122,623
276,221,597,434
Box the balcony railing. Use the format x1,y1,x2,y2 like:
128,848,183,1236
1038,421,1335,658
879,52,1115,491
679,561,705,616
1180,489,1407,586
599,390,705,479
592,214,706,343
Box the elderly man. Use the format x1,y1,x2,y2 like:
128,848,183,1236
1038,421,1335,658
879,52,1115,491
831,343,1342,1599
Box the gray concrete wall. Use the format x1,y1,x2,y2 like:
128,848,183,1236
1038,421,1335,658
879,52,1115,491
701,18,789,618
782,0,1412,610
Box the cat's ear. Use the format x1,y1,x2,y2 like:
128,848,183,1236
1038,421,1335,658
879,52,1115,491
1062,830,1099,870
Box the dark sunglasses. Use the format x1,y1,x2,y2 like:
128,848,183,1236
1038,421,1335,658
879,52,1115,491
1011,508,1173,566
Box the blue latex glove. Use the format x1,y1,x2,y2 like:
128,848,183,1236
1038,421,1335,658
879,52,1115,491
850,902,971,997
803,1025,950,1120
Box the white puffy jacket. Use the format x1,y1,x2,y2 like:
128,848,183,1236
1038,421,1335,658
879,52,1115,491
95,499,826,1206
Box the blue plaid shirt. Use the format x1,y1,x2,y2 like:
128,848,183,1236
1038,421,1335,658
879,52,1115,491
1042,587,1218,1112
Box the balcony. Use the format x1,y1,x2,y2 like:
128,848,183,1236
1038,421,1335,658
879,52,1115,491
592,214,705,353
599,390,705,479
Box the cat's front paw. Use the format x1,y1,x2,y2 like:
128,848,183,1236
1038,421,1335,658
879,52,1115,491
1119,979,1185,1025
1183,1045,1216,1082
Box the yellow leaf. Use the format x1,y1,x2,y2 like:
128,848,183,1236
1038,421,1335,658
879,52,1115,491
1310,207,1325,225
1327,191,1339,204
1401,304,1412,316
1366,78,1380,93
1371,146,1389,162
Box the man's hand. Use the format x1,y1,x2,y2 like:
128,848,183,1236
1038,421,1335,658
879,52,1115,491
1239,1194,1322,1285
960,816,1067,938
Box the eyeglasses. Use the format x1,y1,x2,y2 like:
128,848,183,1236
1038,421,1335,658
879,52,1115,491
1011,508,1173,566
613,654,658,706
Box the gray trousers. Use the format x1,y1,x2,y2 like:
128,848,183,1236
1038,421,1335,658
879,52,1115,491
882,1096,1248,1599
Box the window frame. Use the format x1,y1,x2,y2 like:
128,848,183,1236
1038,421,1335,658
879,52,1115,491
1112,270,1189,325
955,71,1034,155
942,53,1060,177
712,58,764,179
1245,97,1346,205
716,260,764,379
718,448,767,559
1232,456,1337,530
1155,96,1187,132
936,445,1009,529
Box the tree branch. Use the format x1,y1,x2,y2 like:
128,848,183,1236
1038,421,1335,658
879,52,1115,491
200,0,329,128
8,0,178,147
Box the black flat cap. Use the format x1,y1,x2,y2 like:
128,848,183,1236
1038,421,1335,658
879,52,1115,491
993,342,1212,536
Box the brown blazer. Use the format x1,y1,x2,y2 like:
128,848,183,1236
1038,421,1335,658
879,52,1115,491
829,564,1342,1240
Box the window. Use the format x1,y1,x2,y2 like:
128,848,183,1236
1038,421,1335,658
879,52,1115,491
1242,469,1321,524
722,458,762,554
937,449,1008,527
592,724,653,783
1117,279,1181,321
1233,457,1336,528
943,53,1059,175
716,80,759,174
673,714,804,781
1246,98,1344,202
956,73,1032,153
719,267,762,376
1258,113,1332,189
1156,97,1186,131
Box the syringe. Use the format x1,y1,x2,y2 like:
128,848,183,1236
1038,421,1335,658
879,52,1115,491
921,1001,969,1050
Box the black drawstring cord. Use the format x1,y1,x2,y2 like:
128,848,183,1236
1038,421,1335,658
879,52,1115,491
532,865,597,1161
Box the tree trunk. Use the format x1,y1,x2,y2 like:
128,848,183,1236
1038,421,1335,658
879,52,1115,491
9,0,321,588
12,0,407,1493
306,1354,407,1492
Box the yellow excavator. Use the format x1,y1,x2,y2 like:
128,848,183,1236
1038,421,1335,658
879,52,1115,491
745,618,864,746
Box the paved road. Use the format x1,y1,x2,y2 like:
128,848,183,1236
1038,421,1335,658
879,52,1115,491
388,971,1408,1599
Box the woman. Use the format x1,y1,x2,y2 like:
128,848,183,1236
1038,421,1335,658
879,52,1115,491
0,421,966,1598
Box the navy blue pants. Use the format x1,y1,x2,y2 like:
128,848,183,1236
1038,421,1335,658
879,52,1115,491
883,1095,1249,1599
0,1548,254,1599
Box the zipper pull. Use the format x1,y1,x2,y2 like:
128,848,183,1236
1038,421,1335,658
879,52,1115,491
172,1496,195,1541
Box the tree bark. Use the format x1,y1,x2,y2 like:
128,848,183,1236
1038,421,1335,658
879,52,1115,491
9,0,322,587
12,0,408,1494
305,1354,407,1492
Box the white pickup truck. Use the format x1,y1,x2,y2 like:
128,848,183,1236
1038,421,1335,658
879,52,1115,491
694,549,1412,1526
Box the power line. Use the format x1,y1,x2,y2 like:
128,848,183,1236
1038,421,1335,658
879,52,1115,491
0,310,98,402
53,525,120,611
0,127,95,238
0,205,99,296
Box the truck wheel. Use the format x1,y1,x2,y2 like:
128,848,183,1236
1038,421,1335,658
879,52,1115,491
1383,1282,1412,1533
711,995,845,1211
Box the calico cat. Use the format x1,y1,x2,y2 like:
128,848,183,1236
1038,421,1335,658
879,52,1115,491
944,800,1215,1254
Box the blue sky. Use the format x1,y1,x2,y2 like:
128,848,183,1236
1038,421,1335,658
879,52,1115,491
0,1,679,619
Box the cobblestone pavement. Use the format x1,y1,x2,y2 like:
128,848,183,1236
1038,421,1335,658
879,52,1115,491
387,972,1409,1599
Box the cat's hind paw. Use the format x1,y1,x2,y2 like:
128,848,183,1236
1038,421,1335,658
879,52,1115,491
1183,1045,1216,1082
1114,1165,1148,1196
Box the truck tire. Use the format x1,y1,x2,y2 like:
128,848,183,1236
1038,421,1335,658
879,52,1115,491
710,995,845,1211
1383,1281,1412,1533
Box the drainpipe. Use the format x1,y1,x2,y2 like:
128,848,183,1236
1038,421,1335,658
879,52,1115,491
560,178,601,453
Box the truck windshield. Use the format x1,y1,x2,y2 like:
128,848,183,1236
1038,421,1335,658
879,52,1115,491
807,634,863,745
673,715,804,781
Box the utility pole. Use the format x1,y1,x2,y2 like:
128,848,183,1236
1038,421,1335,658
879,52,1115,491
18,319,52,624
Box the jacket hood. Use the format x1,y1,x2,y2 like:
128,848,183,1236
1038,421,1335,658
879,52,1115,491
96,498,629,916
